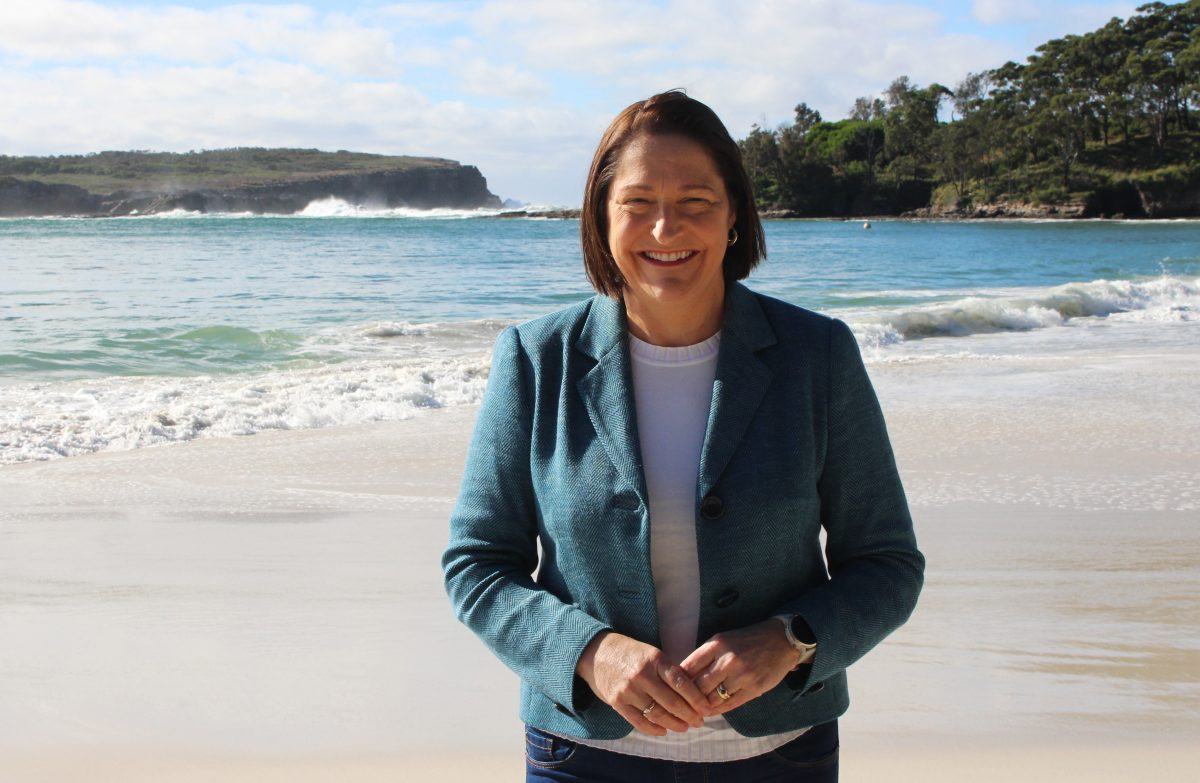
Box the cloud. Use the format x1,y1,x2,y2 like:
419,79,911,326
0,1,396,76
0,0,1145,204
971,0,1137,31
972,0,1041,25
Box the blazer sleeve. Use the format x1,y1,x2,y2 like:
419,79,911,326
442,326,610,715
776,318,924,688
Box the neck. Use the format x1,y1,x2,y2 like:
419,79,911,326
623,289,724,347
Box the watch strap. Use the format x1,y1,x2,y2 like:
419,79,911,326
773,614,818,667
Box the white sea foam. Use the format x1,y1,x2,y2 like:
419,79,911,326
0,355,491,464
844,275,1200,351
360,322,428,338
296,197,508,219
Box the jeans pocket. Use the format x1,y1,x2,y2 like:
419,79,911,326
524,725,579,769
768,720,840,770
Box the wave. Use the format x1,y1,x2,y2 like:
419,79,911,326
296,197,508,219
0,202,515,221
844,275,1199,349
0,354,492,464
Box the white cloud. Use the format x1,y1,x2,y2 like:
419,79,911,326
971,0,1137,32
455,58,549,99
0,1,396,76
0,0,1147,204
972,0,1041,25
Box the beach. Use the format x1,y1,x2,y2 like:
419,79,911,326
2,324,1196,781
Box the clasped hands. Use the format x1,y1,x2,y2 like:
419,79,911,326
575,620,804,736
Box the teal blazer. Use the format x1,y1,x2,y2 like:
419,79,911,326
443,282,923,739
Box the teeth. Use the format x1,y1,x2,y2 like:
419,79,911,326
644,250,693,262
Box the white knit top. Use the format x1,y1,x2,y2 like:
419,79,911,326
573,331,805,762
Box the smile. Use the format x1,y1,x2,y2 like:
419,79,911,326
641,250,697,264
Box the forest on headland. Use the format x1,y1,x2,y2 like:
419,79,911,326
739,1,1200,218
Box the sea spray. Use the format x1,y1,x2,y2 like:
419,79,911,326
0,355,492,463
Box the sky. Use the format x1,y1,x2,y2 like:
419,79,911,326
0,0,1141,205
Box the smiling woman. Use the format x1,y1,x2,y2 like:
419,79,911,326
603,134,736,347
443,90,924,783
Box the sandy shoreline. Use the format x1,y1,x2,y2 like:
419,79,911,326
2,341,1197,780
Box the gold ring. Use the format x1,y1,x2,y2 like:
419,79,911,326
642,701,656,716
715,683,732,701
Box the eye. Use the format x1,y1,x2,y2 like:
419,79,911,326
618,197,653,210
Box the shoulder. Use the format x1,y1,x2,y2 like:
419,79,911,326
509,296,596,348
491,295,607,376
730,283,849,353
751,288,834,329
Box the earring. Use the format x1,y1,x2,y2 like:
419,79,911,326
727,227,739,246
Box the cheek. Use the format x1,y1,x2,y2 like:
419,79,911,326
606,216,634,254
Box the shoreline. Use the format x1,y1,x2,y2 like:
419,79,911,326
6,211,1200,222
2,324,1196,780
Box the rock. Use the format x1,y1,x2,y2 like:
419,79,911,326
0,177,101,217
491,208,581,219
0,164,501,218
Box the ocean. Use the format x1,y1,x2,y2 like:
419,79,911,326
2,204,1198,771
2,204,1198,463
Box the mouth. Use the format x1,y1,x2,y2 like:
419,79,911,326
640,250,697,265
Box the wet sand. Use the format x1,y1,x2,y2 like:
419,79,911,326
1,342,1197,781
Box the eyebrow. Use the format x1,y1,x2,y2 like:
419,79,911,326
615,183,719,193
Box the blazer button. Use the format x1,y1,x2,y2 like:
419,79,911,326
699,494,724,520
714,589,739,608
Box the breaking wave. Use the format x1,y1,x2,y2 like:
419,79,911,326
846,275,1199,349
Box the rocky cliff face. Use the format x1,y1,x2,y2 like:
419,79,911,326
0,165,501,217
0,177,102,217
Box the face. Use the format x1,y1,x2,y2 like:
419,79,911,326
605,133,736,333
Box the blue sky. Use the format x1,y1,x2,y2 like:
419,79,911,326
0,1,1140,205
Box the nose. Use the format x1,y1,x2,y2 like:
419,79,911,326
651,204,681,244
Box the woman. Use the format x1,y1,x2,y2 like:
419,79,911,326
443,90,923,782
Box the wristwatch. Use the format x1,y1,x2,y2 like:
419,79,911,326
773,614,818,667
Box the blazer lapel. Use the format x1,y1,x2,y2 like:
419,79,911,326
698,284,776,498
573,285,776,505
575,295,649,506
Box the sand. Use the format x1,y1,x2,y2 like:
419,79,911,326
2,340,1197,781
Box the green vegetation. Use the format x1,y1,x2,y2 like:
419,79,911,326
741,1,1200,217
0,148,459,195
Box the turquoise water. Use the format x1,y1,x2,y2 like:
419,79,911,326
3,215,1198,378
1,213,1198,461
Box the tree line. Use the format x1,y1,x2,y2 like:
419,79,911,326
739,1,1200,217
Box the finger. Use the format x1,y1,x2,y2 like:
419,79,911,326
692,654,735,697
678,642,718,678
642,682,700,731
614,699,668,737
709,681,760,714
657,664,710,723
644,698,692,733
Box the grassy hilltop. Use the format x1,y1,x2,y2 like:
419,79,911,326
0,148,500,216
0,148,462,196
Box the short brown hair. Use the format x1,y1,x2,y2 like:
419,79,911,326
580,89,766,297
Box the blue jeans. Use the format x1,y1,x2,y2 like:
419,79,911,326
525,720,839,783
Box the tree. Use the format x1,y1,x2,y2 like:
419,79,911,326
738,125,783,207
792,102,823,135
849,96,886,121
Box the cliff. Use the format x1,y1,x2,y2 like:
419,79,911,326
0,149,502,217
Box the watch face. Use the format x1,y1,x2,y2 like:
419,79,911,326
790,615,818,646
